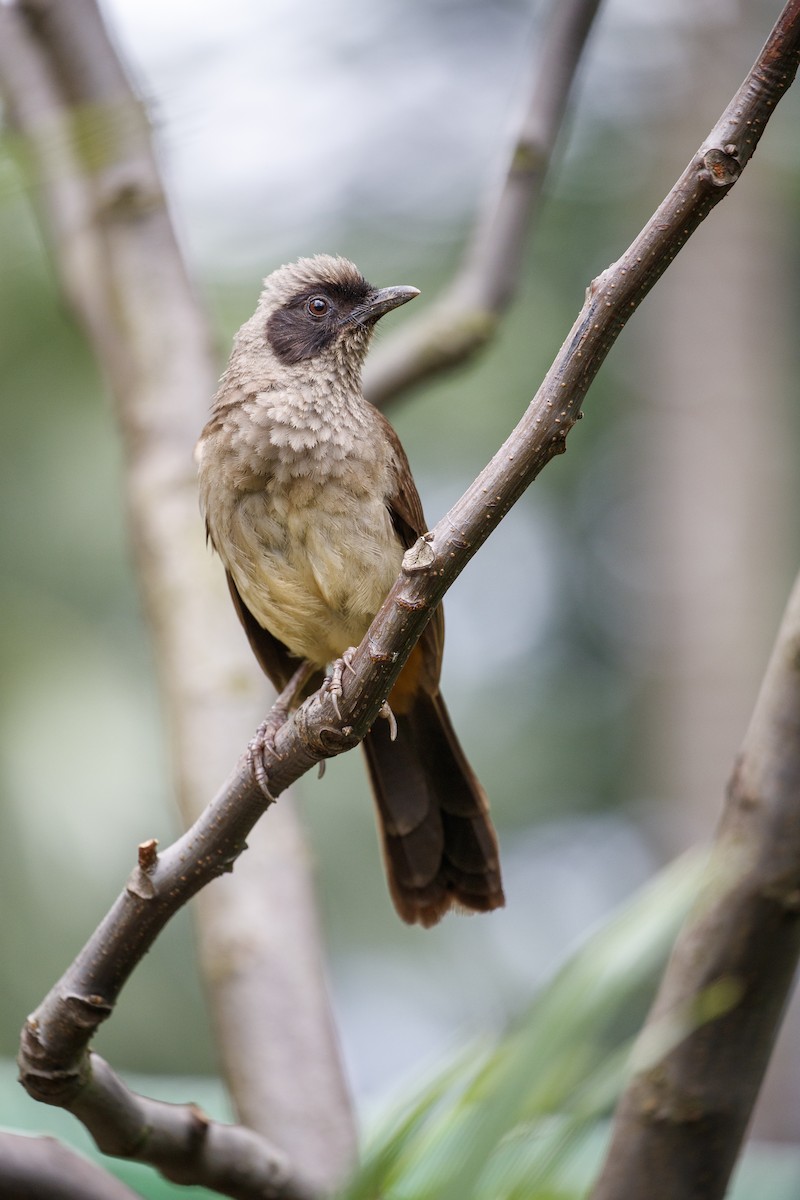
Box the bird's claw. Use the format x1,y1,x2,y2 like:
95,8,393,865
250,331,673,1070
248,660,317,800
379,701,398,742
325,647,357,721
248,716,282,802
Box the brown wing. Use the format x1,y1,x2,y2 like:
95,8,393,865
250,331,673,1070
376,410,444,687
362,417,502,925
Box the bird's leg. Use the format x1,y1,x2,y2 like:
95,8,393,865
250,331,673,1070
325,647,358,721
325,650,397,739
249,659,317,801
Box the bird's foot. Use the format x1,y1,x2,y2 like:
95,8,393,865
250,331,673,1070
325,647,358,720
248,714,284,802
248,660,315,802
378,701,398,742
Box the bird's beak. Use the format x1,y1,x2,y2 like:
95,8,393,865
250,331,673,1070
348,284,420,326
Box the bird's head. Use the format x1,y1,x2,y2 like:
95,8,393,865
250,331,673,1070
252,255,419,381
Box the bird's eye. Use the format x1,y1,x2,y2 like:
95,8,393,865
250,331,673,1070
306,296,329,317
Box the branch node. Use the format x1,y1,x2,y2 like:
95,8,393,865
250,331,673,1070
96,164,164,220
19,1019,89,1104
318,724,359,754
395,593,428,612
296,697,360,758
65,990,113,1027
511,138,544,176
137,838,159,872
127,868,156,901
701,147,742,188
367,643,397,665
402,536,436,573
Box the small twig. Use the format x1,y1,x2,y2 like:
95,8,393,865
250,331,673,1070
15,8,800,1198
363,0,603,407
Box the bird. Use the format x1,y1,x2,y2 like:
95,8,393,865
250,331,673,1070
196,254,504,926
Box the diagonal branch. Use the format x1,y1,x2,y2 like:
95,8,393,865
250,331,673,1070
15,4,800,1197
590,565,800,1200
363,0,603,407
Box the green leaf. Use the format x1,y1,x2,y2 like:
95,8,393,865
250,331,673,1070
342,850,708,1200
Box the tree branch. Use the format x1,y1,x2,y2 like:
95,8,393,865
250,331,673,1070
363,0,603,407
590,564,800,1200
37,1054,313,1200
0,1131,142,1200
0,0,355,1189
14,3,800,1195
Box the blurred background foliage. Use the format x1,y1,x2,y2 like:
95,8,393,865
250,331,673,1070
1,0,800,1196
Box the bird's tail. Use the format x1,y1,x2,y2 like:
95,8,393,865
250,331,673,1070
362,689,504,927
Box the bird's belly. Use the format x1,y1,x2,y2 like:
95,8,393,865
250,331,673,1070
226,482,403,668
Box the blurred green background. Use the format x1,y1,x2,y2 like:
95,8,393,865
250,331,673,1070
1,0,800,1195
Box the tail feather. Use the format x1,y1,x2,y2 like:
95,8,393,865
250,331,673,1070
384,817,445,891
362,690,504,927
440,810,498,874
